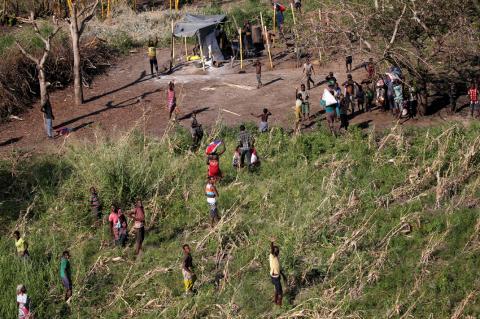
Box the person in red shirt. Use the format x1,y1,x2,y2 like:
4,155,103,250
468,83,479,118
108,205,120,245
207,153,222,181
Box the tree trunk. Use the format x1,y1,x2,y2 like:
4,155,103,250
69,4,83,105
38,67,48,107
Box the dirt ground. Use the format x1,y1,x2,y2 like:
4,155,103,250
0,45,472,155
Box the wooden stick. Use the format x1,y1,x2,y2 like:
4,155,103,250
175,0,179,11
260,12,264,31
171,20,175,62
184,37,188,61
169,20,174,72
291,2,299,68
238,27,243,70
264,26,273,69
107,0,110,18
290,2,296,26
101,0,104,18
222,109,241,117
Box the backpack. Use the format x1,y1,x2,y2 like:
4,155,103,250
208,159,220,177
278,4,286,12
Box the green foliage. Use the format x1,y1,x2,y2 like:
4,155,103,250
1,123,480,318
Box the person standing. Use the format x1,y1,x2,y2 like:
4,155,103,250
127,203,142,252
342,74,358,114
118,212,128,248
255,60,262,89
356,84,365,113
108,205,120,245
41,96,54,139
190,113,204,152
147,37,159,77
251,108,272,133
273,1,285,35
182,244,195,295
338,94,349,131
324,88,337,136
325,72,337,88
393,81,404,118
345,54,353,73
167,81,177,120
60,250,72,302
408,82,418,118
129,200,145,255
205,176,220,227
303,57,315,90
13,231,29,258
90,187,101,222
365,58,375,79
296,84,310,120
237,125,254,167
365,86,374,112
242,20,253,51
16,284,31,319
292,94,302,132
468,83,479,118
269,239,286,306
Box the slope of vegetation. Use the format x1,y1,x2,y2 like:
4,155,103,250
1,122,480,318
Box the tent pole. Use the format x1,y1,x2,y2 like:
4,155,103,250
260,12,265,33
184,37,188,61
198,34,206,71
264,26,273,69
170,20,174,72
291,2,298,68
238,27,243,70
172,20,175,62
290,2,296,25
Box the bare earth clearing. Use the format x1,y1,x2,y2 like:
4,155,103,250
0,47,471,154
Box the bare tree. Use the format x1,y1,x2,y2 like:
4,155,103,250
15,12,61,109
66,0,98,105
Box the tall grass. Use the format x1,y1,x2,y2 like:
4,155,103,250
1,122,480,318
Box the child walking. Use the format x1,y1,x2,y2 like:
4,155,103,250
205,176,220,227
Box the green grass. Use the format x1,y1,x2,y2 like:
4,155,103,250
0,122,480,318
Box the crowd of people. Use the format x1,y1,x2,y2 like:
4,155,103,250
12,115,288,317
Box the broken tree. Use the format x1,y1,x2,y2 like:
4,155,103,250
15,12,61,110
66,0,99,105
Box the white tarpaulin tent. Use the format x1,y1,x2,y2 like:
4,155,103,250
173,14,227,62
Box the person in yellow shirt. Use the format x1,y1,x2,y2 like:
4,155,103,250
147,37,159,78
13,231,29,258
269,239,286,306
